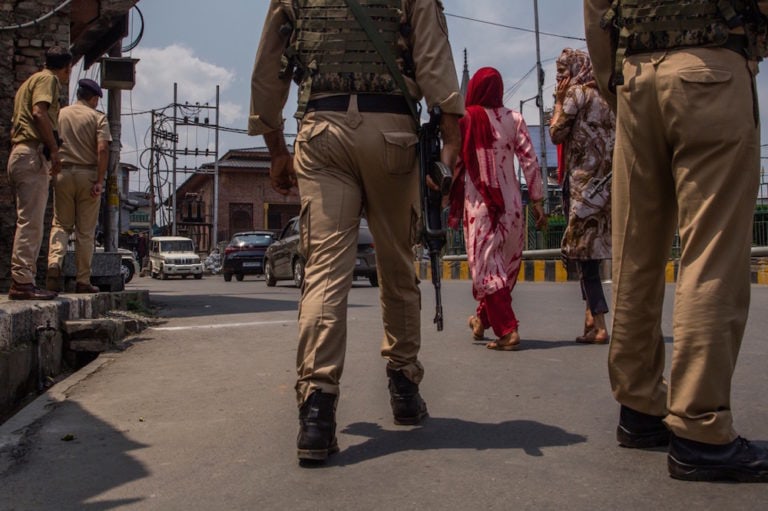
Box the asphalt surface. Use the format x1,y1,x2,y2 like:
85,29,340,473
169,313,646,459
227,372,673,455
1,275,767,510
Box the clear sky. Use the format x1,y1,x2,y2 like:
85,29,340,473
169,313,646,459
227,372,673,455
69,0,767,196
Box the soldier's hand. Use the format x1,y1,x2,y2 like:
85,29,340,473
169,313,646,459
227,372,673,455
91,181,104,198
270,153,297,195
49,149,61,177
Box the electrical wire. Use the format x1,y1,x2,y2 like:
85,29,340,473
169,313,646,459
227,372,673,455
445,12,586,42
122,6,145,53
0,0,72,31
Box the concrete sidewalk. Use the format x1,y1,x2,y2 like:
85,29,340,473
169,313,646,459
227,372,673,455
1,280,767,510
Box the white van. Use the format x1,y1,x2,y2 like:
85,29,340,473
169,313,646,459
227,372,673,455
148,236,203,280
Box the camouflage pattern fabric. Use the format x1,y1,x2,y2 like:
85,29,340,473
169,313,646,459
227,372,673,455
293,0,406,95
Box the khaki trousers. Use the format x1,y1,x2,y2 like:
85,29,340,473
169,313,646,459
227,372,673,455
7,143,51,285
48,165,101,284
293,101,423,404
610,47,760,444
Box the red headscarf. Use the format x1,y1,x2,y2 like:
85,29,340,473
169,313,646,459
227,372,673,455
449,67,506,229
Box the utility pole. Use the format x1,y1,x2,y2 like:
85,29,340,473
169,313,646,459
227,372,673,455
148,109,156,251
533,0,550,213
213,85,220,249
105,43,122,252
172,82,178,236
152,84,220,251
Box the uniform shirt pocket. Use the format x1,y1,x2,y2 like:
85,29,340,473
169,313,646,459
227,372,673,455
382,131,418,175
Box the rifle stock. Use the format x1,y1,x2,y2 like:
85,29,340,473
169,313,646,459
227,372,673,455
419,107,449,331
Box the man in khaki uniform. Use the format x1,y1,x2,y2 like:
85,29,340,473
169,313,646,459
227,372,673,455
584,0,768,481
7,46,72,300
47,79,111,294
249,0,462,463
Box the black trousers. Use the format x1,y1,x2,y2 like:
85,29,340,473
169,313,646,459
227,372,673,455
579,259,609,315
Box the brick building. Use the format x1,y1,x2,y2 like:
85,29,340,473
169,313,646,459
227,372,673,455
0,0,138,291
172,147,300,253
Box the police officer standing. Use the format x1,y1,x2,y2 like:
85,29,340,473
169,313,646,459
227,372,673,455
249,0,462,464
46,79,112,294
584,0,768,481
7,46,72,300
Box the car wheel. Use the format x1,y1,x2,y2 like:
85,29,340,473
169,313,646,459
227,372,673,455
293,258,305,288
121,260,135,284
265,259,276,287
194,273,203,280
235,273,244,282
223,272,233,282
369,274,379,287
160,267,168,280
150,263,158,279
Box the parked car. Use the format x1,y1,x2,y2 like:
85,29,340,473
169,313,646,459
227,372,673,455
264,217,377,287
222,231,275,281
94,247,141,284
148,236,203,280
118,248,140,284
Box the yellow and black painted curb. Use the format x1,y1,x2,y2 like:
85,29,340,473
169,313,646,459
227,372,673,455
415,259,768,285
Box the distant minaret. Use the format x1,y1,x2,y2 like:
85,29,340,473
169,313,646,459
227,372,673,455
460,48,470,97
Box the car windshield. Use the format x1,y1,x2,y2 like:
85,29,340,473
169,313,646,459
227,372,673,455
233,234,273,247
160,240,194,252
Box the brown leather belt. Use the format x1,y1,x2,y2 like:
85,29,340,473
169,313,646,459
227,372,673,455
306,94,412,115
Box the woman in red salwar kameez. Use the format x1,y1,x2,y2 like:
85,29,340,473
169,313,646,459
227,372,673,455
449,67,547,350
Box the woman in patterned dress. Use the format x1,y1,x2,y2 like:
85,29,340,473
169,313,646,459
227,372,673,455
549,48,615,344
448,67,547,350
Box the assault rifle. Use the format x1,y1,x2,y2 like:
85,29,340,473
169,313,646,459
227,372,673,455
419,107,452,331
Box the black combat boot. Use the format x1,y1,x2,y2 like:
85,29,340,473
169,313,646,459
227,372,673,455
616,405,670,448
668,435,768,482
387,368,428,425
297,390,339,464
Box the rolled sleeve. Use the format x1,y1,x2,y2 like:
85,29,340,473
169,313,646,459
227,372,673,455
249,0,294,136
31,73,57,108
97,113,112,142
409,0,464,115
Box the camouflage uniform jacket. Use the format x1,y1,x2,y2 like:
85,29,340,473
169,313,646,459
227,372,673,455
584,0,768,109
248,0,463,135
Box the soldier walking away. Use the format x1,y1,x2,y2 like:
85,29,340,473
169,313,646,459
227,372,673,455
46,78,112,294
584,0,768,481
7,46,72,300
248,0,462,464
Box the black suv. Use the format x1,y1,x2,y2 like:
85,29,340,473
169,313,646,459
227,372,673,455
264,217,377,287
222,231,275,282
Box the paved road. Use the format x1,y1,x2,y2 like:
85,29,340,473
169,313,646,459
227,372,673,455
1,275,767,510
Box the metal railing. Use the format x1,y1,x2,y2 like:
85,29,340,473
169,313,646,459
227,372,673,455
445,205,768,258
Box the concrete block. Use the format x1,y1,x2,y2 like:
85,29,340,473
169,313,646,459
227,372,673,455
62,252,120,278
63,319,121,344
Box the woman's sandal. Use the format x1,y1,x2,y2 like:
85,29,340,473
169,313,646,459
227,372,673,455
486,331,521,351
575,328,610,344
468,316,485,340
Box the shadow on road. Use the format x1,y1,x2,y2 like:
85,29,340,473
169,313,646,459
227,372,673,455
148,292,372,319
333,417,586,466
1,400,149,510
